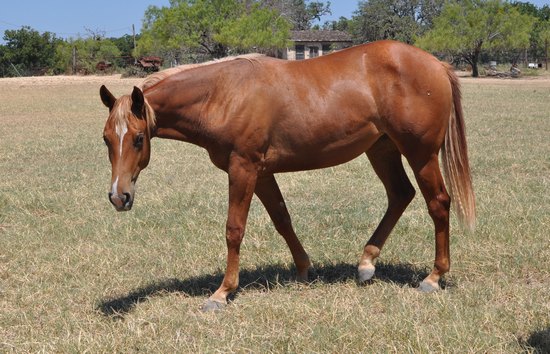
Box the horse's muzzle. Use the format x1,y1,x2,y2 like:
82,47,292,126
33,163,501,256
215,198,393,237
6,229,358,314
108,192,133,211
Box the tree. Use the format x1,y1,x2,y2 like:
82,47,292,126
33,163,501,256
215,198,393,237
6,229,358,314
416,0,536,77
351,0,444,44
217,4,292,55
539,22,550,70
513,2,550,69
261,0,331,30
110,34,140,68
54,37,121,74
110,34,138,58
137,0,292,61
322,16,352,32
418,0,446,28
0,26,60,77
352,0,420,44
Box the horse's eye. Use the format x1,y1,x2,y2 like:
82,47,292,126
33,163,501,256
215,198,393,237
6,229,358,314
103,136,109,146
134,134,144,149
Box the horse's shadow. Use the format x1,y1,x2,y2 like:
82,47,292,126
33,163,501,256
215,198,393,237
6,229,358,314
97,261,449,317
521,326,550,353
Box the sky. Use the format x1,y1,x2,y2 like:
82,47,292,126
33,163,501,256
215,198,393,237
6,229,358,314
1,0,549,42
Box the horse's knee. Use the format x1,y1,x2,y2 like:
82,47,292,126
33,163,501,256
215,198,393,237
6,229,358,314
427,192,450,221
226,224,245,247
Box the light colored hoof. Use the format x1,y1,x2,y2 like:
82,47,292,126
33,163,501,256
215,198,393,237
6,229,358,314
358,264,376,283
200,299,227,312
418,279,440,293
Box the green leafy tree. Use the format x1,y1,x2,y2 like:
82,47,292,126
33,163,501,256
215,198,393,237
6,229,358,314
351,0,444,44
352,0,421,44
322,16,352,32
110,34,137,56
137,0,292,61
109,34,140,67
417,0,536,77
217,4,292,54
0,45,7,77
0,26,60,77
418,0,446,28
54,37,121,74
539,22,550,70
262,0,331,30
511,1,539,17
513,2,550,69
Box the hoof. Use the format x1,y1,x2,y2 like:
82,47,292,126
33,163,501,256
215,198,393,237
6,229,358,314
358,264,375,283
200,299,227,312
418,279,440,293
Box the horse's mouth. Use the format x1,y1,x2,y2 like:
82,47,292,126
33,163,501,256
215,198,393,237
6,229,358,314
114,203,133,212
108,192,134,211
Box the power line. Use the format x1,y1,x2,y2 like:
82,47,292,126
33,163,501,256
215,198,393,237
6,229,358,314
0,19,20,28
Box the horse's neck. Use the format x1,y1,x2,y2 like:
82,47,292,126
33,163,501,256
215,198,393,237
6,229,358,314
146,75,212,147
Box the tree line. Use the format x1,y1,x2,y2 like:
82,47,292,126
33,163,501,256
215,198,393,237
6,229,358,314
1,0,549,78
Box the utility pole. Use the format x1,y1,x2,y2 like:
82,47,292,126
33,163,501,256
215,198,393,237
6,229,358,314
132,24,137,65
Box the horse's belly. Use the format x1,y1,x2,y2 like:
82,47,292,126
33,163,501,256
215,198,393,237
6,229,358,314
265,125,382,173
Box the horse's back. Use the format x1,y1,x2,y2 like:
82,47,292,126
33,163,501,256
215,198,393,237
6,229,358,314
209,41,454,173
258,42,450,169
258,40,452,123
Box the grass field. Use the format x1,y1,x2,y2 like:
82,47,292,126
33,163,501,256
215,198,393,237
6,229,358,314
1,73,549,352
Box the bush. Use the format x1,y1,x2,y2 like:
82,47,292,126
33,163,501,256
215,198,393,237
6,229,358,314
121,65,149,78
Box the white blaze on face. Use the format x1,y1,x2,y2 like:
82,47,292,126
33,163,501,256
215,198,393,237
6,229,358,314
111,176,119,196
111,120,128,196
115,121,128,157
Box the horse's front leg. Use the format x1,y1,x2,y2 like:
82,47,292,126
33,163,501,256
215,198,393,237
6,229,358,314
201,154,258,312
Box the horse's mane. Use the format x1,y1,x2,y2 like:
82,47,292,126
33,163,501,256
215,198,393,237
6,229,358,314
140,53,265,91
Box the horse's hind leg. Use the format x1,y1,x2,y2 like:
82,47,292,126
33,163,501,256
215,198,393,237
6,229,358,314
407,153,451,292
358,136,416,282
255,175,311,281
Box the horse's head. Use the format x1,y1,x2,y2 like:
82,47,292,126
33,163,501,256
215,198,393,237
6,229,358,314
100,85,155,211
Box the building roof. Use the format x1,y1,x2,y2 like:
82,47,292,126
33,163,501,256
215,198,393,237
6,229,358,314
290,30,352,43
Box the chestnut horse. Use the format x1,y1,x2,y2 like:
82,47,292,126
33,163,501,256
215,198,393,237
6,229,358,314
100,40,475,311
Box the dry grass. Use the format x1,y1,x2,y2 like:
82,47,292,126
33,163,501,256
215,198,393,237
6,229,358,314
0,74,549,352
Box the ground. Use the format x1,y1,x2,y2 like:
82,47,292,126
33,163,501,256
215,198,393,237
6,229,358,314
0,72,549,352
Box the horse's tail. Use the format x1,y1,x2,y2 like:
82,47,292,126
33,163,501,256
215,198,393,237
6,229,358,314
441,64,476,232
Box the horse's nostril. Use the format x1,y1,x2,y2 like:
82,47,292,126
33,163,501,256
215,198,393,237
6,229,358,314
122,192,132,206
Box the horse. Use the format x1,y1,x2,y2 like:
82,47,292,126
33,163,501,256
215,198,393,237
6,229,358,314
100,40,475,312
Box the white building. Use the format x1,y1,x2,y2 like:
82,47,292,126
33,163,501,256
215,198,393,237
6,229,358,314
283,30,353,60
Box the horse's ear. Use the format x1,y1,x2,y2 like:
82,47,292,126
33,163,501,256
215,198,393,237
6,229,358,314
100,85,116,111
131,86,145,115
